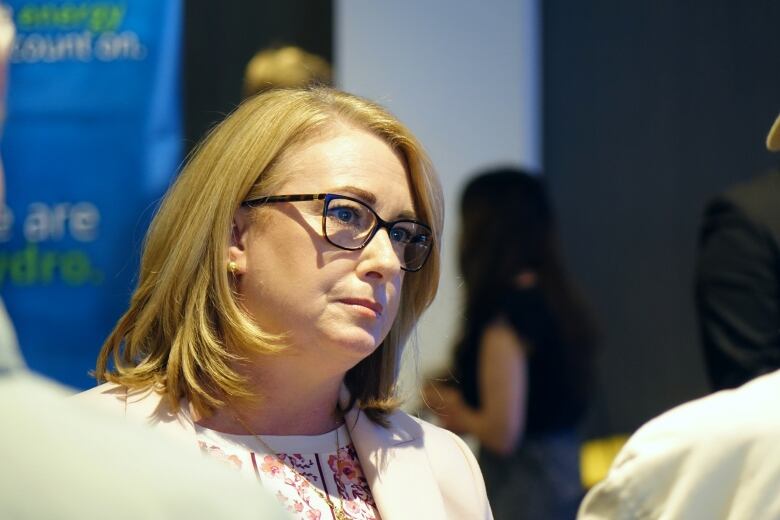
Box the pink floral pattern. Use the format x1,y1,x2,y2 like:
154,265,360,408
260,454,286,478
260,453,329,518
328,444,378,519
197,441,243,470
198,434,379,520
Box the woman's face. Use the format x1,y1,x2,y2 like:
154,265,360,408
230,126,415,368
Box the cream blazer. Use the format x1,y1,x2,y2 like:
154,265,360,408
77,383,493,520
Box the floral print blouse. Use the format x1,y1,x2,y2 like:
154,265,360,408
195,423,380,520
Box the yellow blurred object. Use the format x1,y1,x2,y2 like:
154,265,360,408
580,434,629,489
242,46,332,99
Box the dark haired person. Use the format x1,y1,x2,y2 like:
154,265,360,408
427,167,597,519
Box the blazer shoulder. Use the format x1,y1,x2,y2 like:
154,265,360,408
414,416,484,483
392,412,493,519
383,408,473,450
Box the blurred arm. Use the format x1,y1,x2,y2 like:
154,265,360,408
429,321,527,455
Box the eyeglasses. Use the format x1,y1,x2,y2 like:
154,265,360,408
241,193,434,272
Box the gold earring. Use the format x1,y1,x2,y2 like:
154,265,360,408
228,261,238,275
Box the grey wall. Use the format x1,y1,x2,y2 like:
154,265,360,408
544,1,780,434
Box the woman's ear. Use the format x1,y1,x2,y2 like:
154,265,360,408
227,209,250,274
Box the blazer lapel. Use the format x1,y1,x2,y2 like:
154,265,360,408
346,406,447,520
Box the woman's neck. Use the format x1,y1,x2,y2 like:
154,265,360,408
195,352,346,436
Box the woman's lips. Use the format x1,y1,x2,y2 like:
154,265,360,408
338,298,383,317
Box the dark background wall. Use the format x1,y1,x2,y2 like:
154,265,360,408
544,1,780,435
184,0,332,149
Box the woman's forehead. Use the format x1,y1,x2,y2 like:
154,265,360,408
271,129,416,213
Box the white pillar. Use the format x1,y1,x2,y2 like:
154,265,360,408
336,0,541,396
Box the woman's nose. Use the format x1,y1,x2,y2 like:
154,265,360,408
357,228,403,279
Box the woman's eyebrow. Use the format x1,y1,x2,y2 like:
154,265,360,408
329,185,418,220
332,185,377,205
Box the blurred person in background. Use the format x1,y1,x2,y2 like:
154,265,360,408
427,167,597,519
0,7,286,518
1,331,290,519
77,87,492,520
0,0,17,369
242,45,332,99
695,114,780,390
578,113,780,520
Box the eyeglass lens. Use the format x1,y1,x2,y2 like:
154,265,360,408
324,196,431,271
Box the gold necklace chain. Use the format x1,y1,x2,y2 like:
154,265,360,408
231,412,350,520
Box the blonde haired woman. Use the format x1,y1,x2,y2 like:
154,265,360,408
78,88,492,520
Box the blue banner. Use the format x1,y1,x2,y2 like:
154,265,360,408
1,1,182,388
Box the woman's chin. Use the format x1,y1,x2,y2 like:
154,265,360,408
326,329,383,360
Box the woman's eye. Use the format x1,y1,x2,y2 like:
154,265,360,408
411,233,429,244
390,227,411,242
336,208,355,222
328,205,361,225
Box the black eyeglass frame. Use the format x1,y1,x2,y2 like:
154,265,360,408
241,193,433,272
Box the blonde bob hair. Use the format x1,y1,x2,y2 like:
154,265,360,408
96,87,443,424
